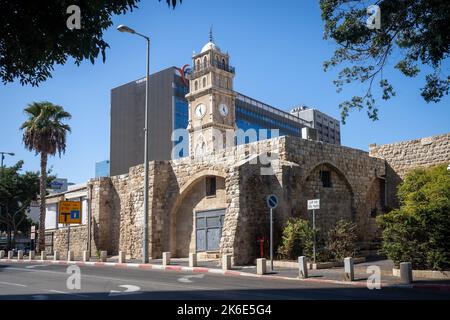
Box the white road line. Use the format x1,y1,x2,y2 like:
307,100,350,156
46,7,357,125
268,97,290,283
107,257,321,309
0,281,27,287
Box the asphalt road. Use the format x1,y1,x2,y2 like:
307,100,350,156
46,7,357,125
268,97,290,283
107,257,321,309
0,262,448,300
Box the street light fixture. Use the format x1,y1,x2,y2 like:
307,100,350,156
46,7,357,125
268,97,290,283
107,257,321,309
117,24,150,263
0,152,15,168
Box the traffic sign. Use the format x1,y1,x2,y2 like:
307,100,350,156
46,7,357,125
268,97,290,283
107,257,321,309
307,199,320,210
58,201,82,224
30,226,36,240
266,194,278,209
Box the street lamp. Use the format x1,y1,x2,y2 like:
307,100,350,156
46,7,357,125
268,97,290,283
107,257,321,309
0,152,15,168
117,24,150,263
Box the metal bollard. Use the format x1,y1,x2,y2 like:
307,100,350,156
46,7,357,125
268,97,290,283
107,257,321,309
119,251,126,264
400,262,413,284
162,252,171,266
100,251,107,262
256,258,267,275
29,250,35,261
298,256,308,278
189,253,197,267
54,251,60,261
344,257,354,281
222,254,232,271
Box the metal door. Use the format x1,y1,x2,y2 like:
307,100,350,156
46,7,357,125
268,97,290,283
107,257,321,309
195,209,225,252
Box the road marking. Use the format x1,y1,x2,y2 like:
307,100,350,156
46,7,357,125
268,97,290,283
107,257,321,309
0,281,27,287
26,265,47,269
178,274,205,283
109,284,141,296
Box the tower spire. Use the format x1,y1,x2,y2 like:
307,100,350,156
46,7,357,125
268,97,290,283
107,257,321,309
209,25,214,43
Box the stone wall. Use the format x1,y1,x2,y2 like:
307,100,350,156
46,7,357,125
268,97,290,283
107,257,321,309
369,133,450,207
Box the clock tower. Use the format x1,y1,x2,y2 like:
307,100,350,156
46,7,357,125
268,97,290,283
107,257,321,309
186,31,236,157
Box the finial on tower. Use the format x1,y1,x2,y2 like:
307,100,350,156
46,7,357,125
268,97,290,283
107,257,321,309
209,25,214,43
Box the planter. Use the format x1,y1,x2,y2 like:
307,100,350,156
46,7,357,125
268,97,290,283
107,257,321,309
393,268,450,280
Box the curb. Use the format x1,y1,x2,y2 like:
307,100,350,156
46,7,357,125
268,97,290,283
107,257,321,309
1,258,449,290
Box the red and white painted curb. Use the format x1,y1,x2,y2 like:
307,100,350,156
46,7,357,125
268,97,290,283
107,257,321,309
1,258,449,290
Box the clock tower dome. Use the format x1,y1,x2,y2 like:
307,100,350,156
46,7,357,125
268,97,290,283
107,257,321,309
185,30,236,157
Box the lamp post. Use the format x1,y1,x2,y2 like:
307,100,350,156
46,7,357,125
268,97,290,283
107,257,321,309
0,152,15,169
117,24,150,263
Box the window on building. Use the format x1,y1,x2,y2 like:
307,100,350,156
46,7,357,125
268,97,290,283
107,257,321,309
195,80,198,91
202,77,207,88
320,170,332,188
206,177,217,197
203,56,208,67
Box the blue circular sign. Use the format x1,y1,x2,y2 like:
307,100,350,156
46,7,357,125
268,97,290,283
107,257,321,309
266,194,278,209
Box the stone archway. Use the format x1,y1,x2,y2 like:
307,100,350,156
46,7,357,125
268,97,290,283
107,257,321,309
300,162,355,232
168,170,227,257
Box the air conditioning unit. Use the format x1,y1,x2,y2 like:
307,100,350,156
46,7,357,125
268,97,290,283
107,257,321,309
302,127,318,141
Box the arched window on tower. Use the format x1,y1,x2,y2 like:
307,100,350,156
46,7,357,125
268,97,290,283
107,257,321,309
203,77,207,88
203,56,208,68
194,80,198,91
222,58,226,68
196,59,200,71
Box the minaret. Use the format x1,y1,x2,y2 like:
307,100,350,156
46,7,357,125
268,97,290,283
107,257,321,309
185,31,236,157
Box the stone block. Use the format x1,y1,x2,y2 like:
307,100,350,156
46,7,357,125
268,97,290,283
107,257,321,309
17,250,23,260
256,258,266,275
119,251,126,264
222,254,232,271
100,251,107,262
82,250,89,262
67,251,74,261
29,250,35,260
0,250,5,259
54,251,60,261
8,250,13,259
298,256,308,278
162,252,171,266
344,257,354,281
41,251,46,260
189,253,197,267
400,262,413,284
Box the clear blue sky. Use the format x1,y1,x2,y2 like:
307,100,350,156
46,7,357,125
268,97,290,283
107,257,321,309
1,0,449,183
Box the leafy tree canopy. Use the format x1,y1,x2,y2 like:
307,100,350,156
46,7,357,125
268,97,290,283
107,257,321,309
320,0,450,123
377,164,450,270
0,0,181,86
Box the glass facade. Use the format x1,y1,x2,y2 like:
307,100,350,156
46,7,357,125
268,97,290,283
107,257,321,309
95,160,110,177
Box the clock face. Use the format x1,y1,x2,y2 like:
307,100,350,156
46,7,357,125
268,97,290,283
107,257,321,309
219,103,229,117
195,104,206,119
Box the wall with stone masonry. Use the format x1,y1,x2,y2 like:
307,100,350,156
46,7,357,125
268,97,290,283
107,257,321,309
369,133,450,207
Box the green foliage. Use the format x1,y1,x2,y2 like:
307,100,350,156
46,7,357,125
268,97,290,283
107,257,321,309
277,218,313,260
377,164,450,270
325,219,358,261
320,0,450,123
0,1,181,86
0,161,40,248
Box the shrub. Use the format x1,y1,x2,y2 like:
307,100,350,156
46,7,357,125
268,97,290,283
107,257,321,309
325,219,358,261
277,218,313,260
377,164,450,270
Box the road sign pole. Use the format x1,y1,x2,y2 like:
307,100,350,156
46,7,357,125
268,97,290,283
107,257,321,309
270,208,273,271
312,209,316,264
67,224,70,252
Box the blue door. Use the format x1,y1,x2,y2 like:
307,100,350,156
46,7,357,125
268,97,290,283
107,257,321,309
196,209,225,252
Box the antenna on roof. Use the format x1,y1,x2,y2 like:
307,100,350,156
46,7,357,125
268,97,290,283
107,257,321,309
209,25,214,43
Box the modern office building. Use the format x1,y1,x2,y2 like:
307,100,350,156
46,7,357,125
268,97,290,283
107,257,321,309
95,160,110,177
290,106,341,145
110,44,338,176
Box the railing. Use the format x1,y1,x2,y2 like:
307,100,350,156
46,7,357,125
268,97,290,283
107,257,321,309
192,60,235,74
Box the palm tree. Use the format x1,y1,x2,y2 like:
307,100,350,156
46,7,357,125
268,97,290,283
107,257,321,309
20,102,71,252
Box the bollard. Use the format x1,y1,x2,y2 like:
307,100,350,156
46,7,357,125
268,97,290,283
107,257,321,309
0,250,5,259
54,251,60,261
82,250,89,262
344,257,354,281
41,251,46,261
222,254,232,271
189,253,197,267
256,258,267,275
119,251,126,264
298,256,308,278
67,251,74,262
162,252,171,266
17,250,23,260
100,251,107,262
29,250,35,261
8,250,13,259
400,262,413,284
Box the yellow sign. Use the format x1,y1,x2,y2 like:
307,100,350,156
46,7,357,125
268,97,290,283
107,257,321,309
58,201,82,224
